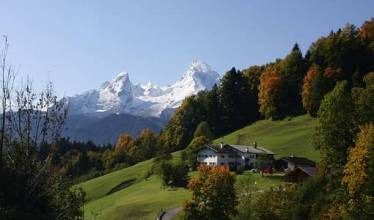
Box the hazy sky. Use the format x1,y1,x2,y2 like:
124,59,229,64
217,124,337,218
0,0,373,96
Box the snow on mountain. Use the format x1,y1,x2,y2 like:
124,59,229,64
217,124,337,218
66,60,220,118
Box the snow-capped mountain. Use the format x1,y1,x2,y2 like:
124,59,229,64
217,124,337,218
66,60,220,118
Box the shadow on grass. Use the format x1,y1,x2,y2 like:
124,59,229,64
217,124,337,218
106,178,136,196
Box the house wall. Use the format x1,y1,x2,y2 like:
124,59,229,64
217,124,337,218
240,152,257,167
197,148,273,170
197,149,218,166
216,153,241,168
287,161,296,171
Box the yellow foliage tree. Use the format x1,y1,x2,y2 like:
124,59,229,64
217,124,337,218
342,123,374,218
114,133,133,155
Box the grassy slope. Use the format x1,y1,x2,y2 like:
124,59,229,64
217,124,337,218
78,152,191,220
78,115,319,220
214,115,319,161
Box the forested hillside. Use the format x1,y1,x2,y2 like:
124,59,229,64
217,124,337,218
158,19,374,156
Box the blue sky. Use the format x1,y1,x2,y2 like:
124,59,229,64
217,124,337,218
0,0,373,96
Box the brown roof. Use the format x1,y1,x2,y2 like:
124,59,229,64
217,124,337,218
287,166,317,177
280,156,316,167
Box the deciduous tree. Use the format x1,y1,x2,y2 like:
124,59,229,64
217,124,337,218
342,123,374,219
183,166,237,220
314,81,357,180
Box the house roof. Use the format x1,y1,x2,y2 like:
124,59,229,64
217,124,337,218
280,156,316,167
198,144,274,155
230,144,275,155
298,166,317,176
287,166,317,177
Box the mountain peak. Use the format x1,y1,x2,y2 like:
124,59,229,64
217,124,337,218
67,61,220,118
188,59,212,73
113,71,130,82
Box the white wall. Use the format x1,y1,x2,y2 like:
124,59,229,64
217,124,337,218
197,148,218,166
197,148,271,169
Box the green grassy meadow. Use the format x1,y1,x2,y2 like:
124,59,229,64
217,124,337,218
214,115,319,161
78,115,319,219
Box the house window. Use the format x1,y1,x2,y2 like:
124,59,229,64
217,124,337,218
221,155,225,158
220,163,224,165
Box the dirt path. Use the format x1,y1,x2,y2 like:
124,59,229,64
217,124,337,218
162,206,182,220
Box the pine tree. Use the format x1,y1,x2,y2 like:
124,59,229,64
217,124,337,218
279,43,307,115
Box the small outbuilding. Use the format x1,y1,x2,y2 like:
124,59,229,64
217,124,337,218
286,166,317,182
275,155,316,172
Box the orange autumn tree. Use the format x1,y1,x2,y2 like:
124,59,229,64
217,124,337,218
342,123,374,219
360,17,374,50
258,63,281,119
115,133,133,154
183,165,237,220
302,65,319,113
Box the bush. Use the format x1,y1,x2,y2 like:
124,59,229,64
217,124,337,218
156,160,189,187
235,166,245,174
253,184,297,220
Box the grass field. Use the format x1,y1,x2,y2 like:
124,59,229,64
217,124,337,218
78,114,319,220
78,152,191,220
214,115,319,161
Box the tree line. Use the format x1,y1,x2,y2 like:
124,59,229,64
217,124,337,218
158,18,374,154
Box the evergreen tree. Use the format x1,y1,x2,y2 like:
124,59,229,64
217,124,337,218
242,65,262,122
219,68,253,131
204,84,222,136
279,43,307,115
75,151,90,175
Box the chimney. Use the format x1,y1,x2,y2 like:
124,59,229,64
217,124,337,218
220,142,224,149
290,153,295,158
253,141,258,148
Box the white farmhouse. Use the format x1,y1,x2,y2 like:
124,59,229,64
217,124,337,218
196,143,275,170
